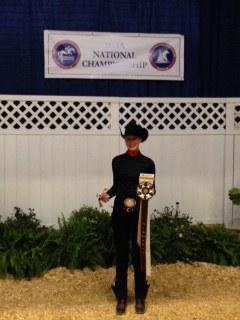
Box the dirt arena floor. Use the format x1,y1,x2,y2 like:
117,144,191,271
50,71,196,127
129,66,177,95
1,262,240,320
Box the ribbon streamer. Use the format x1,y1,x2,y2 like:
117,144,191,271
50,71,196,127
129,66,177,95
137,174,155,277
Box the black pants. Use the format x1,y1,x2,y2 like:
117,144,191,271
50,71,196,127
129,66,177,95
111,208,148,300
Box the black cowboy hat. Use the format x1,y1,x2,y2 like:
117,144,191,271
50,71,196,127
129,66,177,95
121,119,148,142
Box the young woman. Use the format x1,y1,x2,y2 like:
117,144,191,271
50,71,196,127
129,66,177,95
100,120,156,315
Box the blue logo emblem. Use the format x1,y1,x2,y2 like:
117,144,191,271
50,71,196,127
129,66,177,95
149,43,176,71
52,41,80,69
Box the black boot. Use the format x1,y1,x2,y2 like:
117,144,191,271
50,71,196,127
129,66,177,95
116,299,127,315
134,281,149,314
135,298,145,314
112,283,127,315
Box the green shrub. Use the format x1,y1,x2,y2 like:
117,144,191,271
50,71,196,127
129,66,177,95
0,207,58,279
150,203,196,264
71,206,115,267
192,224,240,266
1,204,240,280
150,203,240,266
228,188,240,206
57,206,115,270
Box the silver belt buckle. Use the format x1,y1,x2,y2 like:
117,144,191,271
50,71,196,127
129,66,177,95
124,198,136,212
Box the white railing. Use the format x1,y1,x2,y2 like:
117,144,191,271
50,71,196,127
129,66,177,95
0,95,240,228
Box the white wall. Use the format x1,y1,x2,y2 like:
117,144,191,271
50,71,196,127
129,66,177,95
142,134,226,224
0,96,239,227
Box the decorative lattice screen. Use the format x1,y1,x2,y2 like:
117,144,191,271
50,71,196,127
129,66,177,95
0,100,111,130
1,97,239,133
119,102,226,130
235,105,240,129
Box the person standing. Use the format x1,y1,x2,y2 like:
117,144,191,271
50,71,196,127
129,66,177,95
100,120,156,315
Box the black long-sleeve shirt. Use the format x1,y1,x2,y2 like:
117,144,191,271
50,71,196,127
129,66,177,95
107,152,155,210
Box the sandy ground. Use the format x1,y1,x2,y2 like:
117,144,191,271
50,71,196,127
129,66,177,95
1,262,240,320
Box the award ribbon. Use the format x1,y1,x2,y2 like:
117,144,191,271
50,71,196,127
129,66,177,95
137,173,155,277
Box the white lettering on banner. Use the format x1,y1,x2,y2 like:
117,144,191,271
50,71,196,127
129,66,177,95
44,31,184,80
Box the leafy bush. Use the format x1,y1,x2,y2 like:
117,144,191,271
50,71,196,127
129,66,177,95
150,203,196,264
57,206,114,270
1,204,240,280
228,188,240,206
192,224,240,266
68,206,115,268
0,207,58,279
150,203,240,266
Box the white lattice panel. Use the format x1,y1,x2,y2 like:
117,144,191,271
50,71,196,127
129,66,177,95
234,105,240,129
119,101,226,131
0,99,111,131
1,96,240,134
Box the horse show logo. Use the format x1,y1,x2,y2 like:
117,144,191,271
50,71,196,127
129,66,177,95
52,40,81,69
149,43,176,71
